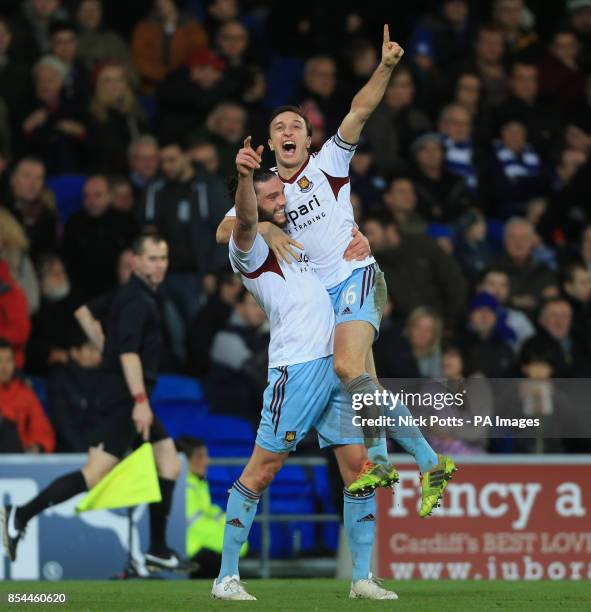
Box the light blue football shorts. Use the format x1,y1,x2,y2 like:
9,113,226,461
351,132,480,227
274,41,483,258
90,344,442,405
255,355,363,454
326,263,386,336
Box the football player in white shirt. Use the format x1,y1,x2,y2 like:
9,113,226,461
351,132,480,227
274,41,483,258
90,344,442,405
212,139,398,601
218,26,455,509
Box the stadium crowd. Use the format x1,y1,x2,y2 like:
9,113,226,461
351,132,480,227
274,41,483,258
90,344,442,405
0,0,591,455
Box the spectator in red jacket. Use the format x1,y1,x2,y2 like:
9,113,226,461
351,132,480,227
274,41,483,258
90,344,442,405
0,259,31,370
0,339,55,453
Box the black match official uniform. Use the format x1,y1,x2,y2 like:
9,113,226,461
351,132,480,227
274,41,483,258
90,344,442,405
90,273,170,458
3,274,183,568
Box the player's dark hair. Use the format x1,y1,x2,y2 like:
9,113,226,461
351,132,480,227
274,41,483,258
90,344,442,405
268,105,313,137
0,337,13,352
252,168,276,189
132,226,166,255
175,435,206,458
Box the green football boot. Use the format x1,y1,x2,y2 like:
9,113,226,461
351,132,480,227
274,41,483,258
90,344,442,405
347,461,399,495
419,454,457,518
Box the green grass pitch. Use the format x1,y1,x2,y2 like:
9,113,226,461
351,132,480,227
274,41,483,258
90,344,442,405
1,580,590,611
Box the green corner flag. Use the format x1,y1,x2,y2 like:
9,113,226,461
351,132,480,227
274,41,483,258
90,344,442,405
76,443,161,514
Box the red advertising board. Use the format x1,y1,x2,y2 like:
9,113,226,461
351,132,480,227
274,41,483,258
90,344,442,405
376,457,591,580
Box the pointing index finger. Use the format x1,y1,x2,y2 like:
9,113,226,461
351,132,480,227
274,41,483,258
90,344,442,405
384,24,390,44
243,135,252,149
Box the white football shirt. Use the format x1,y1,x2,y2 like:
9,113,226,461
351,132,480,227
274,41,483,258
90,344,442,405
227,132,375,289
229,233,334,368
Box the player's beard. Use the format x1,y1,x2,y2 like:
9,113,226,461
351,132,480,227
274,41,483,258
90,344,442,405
258,205,287,228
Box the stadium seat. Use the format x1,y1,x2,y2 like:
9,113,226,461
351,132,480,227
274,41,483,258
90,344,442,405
312,465,339,551
487,219,506,251
207,462,320,558
427,222,453,241
249,496,316,558
27,376,48,414
207,443,254,458
46,175,86,224
199,415,255,443
184,0,205,20
137,95,158,123
194,414,255,457
151,375,205,404
271,465,310,493
151,376,210,440
152,401,209,441
207,465,244,505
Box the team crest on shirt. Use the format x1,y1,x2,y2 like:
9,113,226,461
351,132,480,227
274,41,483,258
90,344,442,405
284,431,297,443
297,175,313,193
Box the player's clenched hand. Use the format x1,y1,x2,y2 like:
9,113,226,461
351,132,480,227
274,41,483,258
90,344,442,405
236,136,264,177
343,227,371,261
381,24,404,69
132,402,153,441
261,222,304,264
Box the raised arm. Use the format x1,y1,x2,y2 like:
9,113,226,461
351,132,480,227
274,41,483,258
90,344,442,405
74,305,104,352
233,136,264,252
216,216,236,245
339,24,404,144
217,144,304,262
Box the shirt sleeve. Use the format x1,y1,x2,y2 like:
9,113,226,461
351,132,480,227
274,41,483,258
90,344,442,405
229,232,270,274
314,130,357,178
225,206,236,217
117,296,148,354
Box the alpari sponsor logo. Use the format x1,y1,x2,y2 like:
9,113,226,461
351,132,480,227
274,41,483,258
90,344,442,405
286,195,326,230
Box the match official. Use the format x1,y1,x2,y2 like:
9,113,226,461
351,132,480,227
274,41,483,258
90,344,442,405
2,229,185,571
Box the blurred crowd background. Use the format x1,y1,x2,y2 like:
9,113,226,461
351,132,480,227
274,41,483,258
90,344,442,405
1,0,591,457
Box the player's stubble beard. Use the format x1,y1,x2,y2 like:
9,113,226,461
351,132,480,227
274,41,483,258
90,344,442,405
258,205,287,229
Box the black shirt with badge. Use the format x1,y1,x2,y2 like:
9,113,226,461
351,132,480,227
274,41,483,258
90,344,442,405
97,273,162,406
